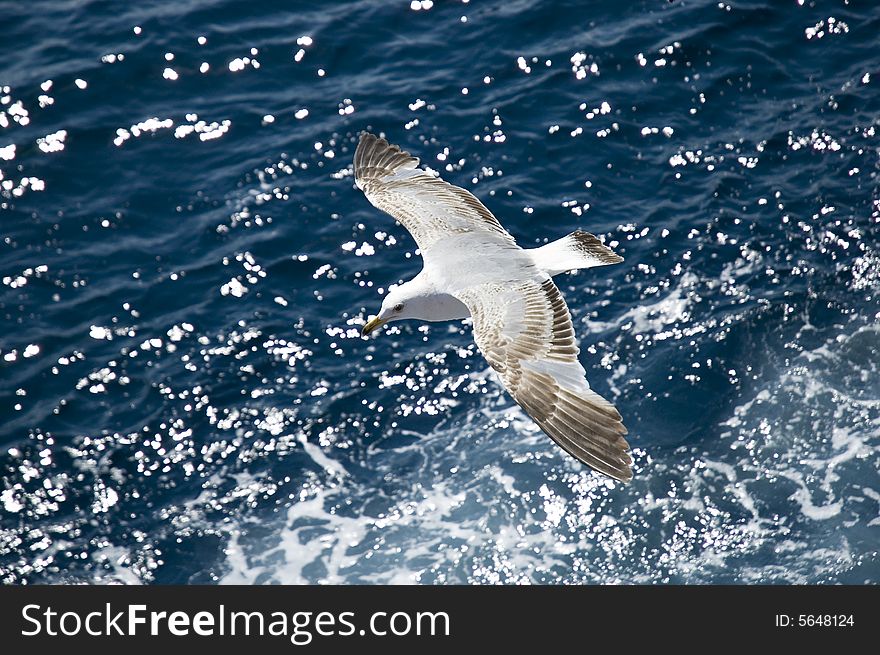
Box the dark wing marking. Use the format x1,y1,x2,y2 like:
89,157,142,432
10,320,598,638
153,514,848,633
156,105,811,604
460,276,632,481
353,132,515,251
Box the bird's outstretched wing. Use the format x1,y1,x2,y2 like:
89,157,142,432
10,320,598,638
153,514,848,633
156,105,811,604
458,274,633,481
353,132,515,252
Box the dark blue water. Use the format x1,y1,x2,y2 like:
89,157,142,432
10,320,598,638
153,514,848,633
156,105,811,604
2,0,879,584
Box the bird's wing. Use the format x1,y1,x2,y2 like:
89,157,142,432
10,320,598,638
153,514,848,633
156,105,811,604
353,132,516,252
457,274,633,481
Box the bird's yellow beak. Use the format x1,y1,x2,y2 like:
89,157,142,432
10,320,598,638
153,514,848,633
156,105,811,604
361,315,386,336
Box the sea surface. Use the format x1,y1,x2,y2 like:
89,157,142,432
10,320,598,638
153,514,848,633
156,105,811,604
1,0,879,584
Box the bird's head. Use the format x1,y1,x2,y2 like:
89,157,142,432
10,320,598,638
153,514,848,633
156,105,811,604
361,282,425,336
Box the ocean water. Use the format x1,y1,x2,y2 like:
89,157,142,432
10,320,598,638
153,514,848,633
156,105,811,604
1,0,879,585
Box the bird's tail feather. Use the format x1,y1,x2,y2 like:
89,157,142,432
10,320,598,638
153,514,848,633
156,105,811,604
529,230,623,276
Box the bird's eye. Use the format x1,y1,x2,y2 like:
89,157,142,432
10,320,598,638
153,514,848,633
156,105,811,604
394,303,404,312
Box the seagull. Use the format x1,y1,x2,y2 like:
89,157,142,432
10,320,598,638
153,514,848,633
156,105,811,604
355,132,632,481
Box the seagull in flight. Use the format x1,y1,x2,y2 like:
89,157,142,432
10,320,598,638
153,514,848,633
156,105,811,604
355,132,632,481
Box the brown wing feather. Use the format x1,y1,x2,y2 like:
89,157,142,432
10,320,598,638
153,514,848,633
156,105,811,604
462,277,632,481
353,132,515,251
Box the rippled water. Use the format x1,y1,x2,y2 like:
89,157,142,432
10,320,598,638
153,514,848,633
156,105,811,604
1,0,879,584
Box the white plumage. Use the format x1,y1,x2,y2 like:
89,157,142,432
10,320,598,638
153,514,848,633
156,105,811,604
355,132,632,481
